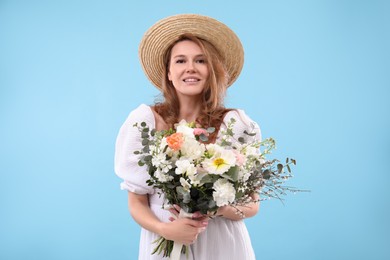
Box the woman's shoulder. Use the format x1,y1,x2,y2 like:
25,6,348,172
224,108,258,126
123,103,155,127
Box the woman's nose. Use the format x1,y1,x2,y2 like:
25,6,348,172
186,61,195,72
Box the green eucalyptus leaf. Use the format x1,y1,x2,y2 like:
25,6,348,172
277,164,283,173
208,200,216,209
199,134,208,142
144,155,152,162
138,161,145,167
142,146,150,153
243,130,256,136
262,169,271,179
291,159,297,165
207,127,215,133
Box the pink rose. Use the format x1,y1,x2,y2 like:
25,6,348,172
193,128,209,136
233,150,245,166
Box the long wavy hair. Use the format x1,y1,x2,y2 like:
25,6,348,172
153,34,233,142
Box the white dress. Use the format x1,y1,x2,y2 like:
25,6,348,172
115,104,261,260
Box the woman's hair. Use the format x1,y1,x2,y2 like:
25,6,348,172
153,34,232,142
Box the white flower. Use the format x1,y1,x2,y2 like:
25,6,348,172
175,159,193,175
213,178,236,207
243,146,258,156
203,148,236,175
152,153,167,167
180,138,205,160
180,177,191,192
176,120,195,138
205,143,223,157
155,169,173,183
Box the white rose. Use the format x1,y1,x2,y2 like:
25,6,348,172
212,178,236,207
181,138,205,160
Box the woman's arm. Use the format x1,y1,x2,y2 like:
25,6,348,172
128,192,208,245
216,193,260,221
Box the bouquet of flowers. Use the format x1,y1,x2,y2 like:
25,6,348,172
133,118,299,257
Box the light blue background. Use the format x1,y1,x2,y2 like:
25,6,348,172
1,0,389,259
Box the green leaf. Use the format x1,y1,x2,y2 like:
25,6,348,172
133,151,140,155
291,159,297,165
199,134,208,142
200,174,218,184
141,122,146,127
208,200,216,209
243,130,256,136
207,127,215,133
142,146,150,153
222,166,239,182
142,139,149,146
287,164,291,173
238,137,245,143
262,169,271,179
138,161,145,167
277,164,283,173
144,155,152,162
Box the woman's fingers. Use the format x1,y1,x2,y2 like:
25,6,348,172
168,208,179,218
173,204,181,212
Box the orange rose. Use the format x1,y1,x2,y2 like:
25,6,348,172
166,132,184,151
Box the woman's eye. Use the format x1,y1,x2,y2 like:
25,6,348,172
196,59,206,64
175,59,185,63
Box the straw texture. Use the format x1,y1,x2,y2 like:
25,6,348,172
139,14,244,89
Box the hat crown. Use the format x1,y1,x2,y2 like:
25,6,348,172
139,14,244,89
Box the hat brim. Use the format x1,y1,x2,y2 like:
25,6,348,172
139,14,244,89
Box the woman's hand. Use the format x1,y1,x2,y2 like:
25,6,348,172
215,193,260,221
164,204,209,245
159,217,208,245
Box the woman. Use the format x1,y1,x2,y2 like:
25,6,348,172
115,14,261,259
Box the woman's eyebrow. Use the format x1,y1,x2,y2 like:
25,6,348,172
172,54,205,59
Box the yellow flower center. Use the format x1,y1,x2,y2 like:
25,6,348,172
213,158,225,167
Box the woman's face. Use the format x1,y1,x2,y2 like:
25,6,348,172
168,40,209,100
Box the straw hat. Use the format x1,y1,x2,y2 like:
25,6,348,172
139,14,244,89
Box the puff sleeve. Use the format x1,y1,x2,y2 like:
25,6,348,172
222,109,262,145
114,104,155,195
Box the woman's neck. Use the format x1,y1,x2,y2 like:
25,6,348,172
178,97,202,123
